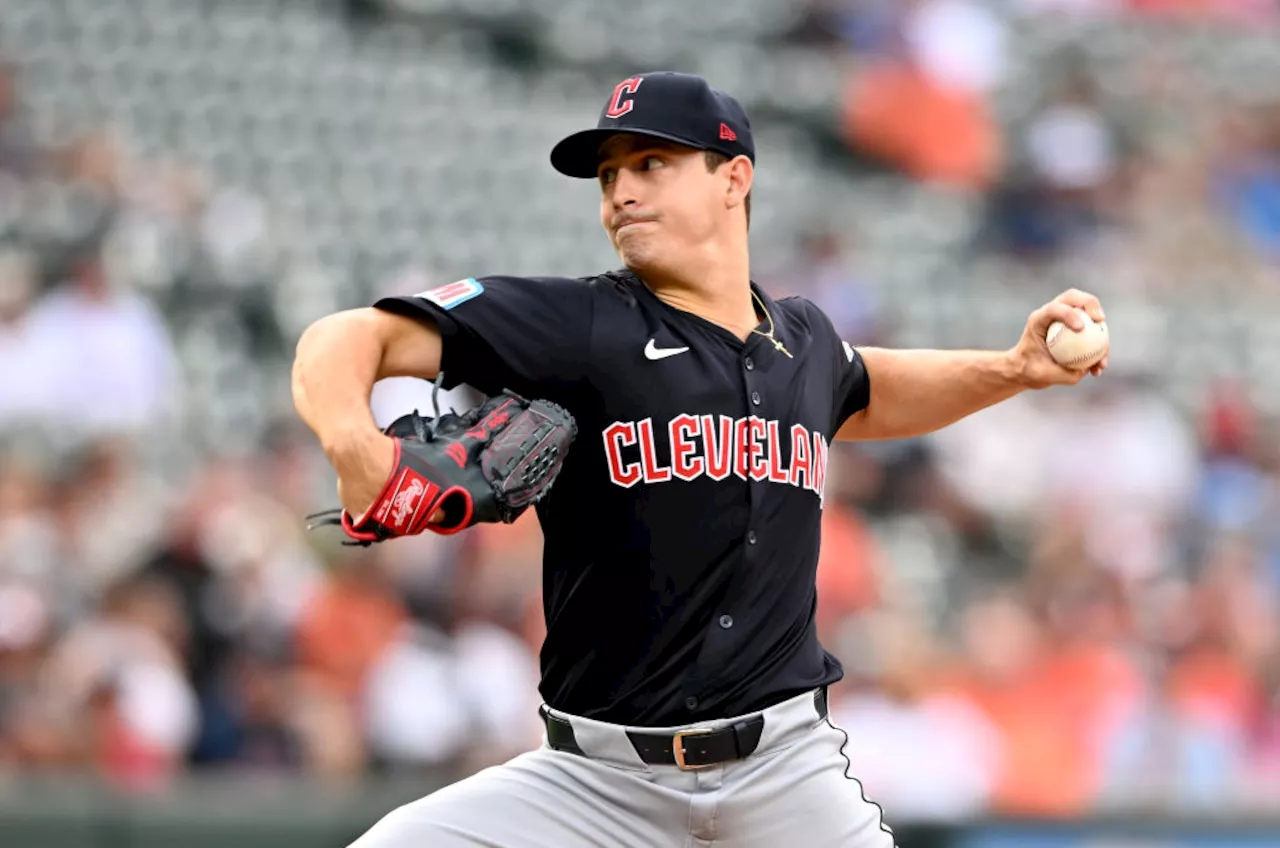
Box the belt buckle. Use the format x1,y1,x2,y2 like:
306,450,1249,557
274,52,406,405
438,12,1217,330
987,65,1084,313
672,727,714,771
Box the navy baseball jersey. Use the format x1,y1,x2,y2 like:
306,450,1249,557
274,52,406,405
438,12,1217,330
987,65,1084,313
373,269,870,726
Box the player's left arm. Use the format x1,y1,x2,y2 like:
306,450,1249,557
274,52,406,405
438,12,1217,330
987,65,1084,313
835,289,1108,442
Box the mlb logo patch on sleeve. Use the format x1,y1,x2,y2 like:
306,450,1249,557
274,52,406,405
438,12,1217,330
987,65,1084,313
415,278,484,310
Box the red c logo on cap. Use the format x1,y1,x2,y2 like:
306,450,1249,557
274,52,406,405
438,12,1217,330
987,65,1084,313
605,77,643,119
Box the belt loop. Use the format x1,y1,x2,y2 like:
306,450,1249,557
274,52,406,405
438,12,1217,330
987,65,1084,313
542,708,585,757
730,720,750,758
814,687,829,720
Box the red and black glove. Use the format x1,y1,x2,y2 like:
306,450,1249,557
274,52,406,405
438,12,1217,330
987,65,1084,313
308,391,577,545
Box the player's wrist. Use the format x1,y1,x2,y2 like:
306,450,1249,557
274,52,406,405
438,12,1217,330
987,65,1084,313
322,423,387,464
332,431,398,519
327,429,396,492
1000,347,1035,390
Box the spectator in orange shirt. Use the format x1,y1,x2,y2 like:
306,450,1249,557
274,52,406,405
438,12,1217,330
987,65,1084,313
294,550,409,701
815,446,887,642
944,585,1123,817
840,0,1006,189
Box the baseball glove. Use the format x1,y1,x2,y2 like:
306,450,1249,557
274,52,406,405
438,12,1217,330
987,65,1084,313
307,389,577,546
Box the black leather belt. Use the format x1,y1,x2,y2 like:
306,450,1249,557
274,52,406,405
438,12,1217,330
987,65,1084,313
543,688,829,771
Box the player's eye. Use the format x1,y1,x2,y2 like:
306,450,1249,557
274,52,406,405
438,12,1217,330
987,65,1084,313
644,156,665,170
599,168,616,186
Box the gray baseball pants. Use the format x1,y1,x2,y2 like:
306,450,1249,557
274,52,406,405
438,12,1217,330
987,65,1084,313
348,688,896,847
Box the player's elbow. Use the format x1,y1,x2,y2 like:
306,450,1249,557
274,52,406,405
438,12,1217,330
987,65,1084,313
294,309,372,369
292,309,376,381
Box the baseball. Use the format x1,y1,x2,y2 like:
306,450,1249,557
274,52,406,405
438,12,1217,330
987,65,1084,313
1045,309,1109,370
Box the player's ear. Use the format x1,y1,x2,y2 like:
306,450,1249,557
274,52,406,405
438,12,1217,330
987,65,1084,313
724,155,753,214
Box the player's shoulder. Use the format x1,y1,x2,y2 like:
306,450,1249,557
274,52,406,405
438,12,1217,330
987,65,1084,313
471,273,588,291
555,267,652,314
398,272,590,309
774,293,837,337
578,267,645,300
472,269,639,298
773,293,855,363
391,269,639,319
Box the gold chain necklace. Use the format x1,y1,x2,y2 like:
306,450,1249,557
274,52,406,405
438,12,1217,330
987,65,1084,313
751,290,792,358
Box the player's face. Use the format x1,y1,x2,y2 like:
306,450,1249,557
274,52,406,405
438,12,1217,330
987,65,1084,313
596,136,728,272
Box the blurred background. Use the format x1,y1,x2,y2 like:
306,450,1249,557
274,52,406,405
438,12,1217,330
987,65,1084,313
2,0,1280,846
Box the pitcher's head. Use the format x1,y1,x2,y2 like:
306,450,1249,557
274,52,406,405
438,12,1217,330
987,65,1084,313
550,72,754,274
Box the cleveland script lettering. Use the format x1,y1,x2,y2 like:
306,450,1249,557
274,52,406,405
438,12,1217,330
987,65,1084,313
379,268,870,726
601,415,830,506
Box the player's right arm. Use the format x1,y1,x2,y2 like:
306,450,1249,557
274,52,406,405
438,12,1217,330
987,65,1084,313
291,307,442,517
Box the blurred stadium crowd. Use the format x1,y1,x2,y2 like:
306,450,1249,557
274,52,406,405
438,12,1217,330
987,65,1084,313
2,0,1280,829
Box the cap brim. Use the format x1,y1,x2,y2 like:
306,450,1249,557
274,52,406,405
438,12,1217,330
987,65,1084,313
549,128,710,179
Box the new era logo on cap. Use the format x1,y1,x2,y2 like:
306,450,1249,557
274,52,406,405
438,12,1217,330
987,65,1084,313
549,71,756,179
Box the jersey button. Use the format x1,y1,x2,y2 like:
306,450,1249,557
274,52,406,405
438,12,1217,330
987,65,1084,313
747,530,757,545
751,391,761,405
719,614,734,629
685,696,699,711
744,356,754,371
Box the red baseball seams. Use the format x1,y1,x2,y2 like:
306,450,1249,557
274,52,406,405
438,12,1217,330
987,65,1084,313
601,415,831,505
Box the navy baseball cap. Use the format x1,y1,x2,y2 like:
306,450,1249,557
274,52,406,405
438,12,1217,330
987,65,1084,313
550,72,755,179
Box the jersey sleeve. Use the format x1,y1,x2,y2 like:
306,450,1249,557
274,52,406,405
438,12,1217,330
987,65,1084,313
802,299,871,431
836,337,871,429
372,274,593,398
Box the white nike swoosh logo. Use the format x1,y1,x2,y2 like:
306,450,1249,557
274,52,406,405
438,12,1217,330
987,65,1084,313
644,339,690,360
842,340,855,362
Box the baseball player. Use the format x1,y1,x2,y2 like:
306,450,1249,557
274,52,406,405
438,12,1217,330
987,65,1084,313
291,71,1108,847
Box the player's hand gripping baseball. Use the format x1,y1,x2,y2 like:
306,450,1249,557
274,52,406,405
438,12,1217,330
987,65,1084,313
1010,289,1109,390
